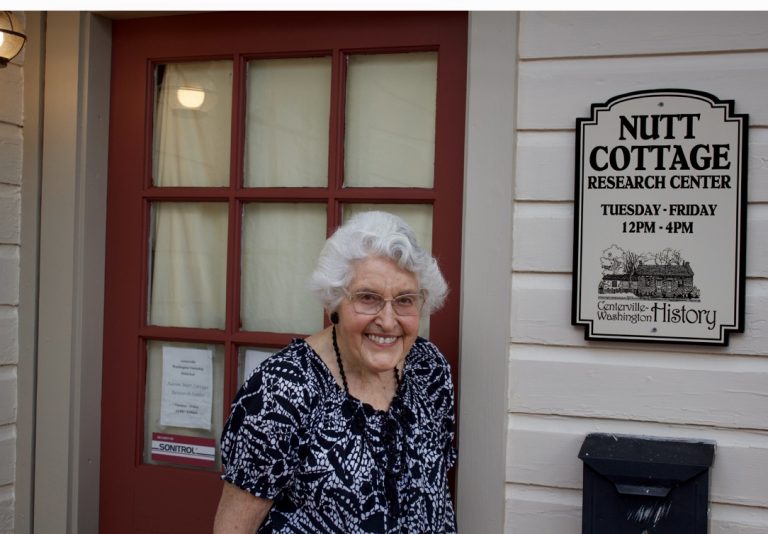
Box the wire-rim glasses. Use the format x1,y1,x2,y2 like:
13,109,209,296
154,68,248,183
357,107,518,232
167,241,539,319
345,290,425,316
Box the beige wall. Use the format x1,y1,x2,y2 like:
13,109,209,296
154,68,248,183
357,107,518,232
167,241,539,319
508,12,768,532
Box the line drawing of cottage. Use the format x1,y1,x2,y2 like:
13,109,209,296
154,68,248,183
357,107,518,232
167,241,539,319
598,246,700,300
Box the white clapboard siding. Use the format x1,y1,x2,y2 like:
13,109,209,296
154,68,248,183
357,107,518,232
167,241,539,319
505,483,768,534
0,367,15,426
0,307,17,365
516,129,768,203
0,246,19,306
0,425,14,486
505,484,581,534
0,65,22,127
507,413,768,508
0,485,15,531
508,344,768,431
0,184,20,245
518,53,768,130
510,273,768,357
513,202,768,278
520,12,768,59
512,203,572,273
509,13,768,534
0,124,23,186
711,504,768,534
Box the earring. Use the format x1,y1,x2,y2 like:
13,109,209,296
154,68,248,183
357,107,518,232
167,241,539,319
330,311,339,324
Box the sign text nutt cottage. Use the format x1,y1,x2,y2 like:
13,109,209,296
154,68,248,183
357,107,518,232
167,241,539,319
572,89,748,345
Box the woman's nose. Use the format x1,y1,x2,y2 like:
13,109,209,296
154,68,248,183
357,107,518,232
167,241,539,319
375,300,398,328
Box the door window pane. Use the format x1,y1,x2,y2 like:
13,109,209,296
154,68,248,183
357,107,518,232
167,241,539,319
143,340,224,471
149,202,228,329
343,203,433,252
343,203,433,337
153,61,233,187
344,52,437,188
241,203,326,333
244,57,331,187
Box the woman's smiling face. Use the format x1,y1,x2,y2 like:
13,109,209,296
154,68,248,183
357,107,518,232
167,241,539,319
335,256,421,377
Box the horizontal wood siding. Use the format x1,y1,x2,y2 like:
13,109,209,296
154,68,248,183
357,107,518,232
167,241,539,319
520,12,768,59
506,484,768,534
507,414,768,508
0,32,22,530
516,129,768,202
507,11,768,532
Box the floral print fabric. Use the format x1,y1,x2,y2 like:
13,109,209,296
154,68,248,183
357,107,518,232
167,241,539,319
220,337,457,533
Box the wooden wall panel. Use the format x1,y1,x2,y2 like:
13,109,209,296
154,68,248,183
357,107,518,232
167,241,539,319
512,203,572,273
711,504,768,534
504,484,768,534
509,345,768,430
518,53,768,130
520,12,768,59
505,485,581,534
510,274,768,356
0,64,22,126
507,12,768,533
507,414,768,508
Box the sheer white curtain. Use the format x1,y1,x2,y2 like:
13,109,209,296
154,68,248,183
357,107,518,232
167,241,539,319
245,57,331,187
147,61,233,460
153,61,233,187
241,203,327,333
149,202,228,329
344,52,437,188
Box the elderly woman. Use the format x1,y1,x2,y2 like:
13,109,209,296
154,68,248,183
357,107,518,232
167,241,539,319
213,211,456,533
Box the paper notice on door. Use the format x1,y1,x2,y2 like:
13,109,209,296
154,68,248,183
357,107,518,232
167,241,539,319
243,349,273,382
160,346,213,430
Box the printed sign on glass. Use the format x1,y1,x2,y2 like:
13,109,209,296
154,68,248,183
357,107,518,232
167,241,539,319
572,89,748,345
160,346,213,429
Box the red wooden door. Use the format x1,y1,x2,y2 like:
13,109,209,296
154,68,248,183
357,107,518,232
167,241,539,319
101,12,467,533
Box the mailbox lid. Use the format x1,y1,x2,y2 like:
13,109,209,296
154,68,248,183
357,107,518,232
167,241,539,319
578,433,715,495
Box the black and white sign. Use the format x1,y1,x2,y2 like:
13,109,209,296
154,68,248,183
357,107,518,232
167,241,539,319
572,89,748,345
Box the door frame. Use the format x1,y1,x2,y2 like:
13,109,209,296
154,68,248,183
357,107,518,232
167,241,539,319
16,11,112,534
17,10,513,534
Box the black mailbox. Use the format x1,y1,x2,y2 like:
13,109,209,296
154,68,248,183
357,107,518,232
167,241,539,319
578,433,715,533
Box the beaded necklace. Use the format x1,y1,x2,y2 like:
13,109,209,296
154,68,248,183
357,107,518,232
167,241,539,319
331,323,407,523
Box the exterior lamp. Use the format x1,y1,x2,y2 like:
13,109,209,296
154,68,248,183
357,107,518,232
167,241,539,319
0,11,26,68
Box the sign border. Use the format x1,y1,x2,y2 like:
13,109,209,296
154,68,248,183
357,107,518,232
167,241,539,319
571,88,749,346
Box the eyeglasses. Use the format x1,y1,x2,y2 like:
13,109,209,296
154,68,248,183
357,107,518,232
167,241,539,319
346,290,425,316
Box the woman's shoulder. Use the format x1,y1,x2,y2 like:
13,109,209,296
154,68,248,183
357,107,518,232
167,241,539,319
404,338,454,422
236,338,330,407
406,338,453,390
408,337,450,371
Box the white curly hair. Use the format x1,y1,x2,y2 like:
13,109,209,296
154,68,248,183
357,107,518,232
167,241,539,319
308,211,448,315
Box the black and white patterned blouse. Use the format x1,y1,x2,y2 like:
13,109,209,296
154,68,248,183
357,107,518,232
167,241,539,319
220,337,457,533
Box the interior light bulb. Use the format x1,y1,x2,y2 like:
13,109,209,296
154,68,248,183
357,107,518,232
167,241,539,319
176,88,206,109
0,32,5,47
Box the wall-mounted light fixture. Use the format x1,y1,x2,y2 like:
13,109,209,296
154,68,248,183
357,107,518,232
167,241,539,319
0,11,26,68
